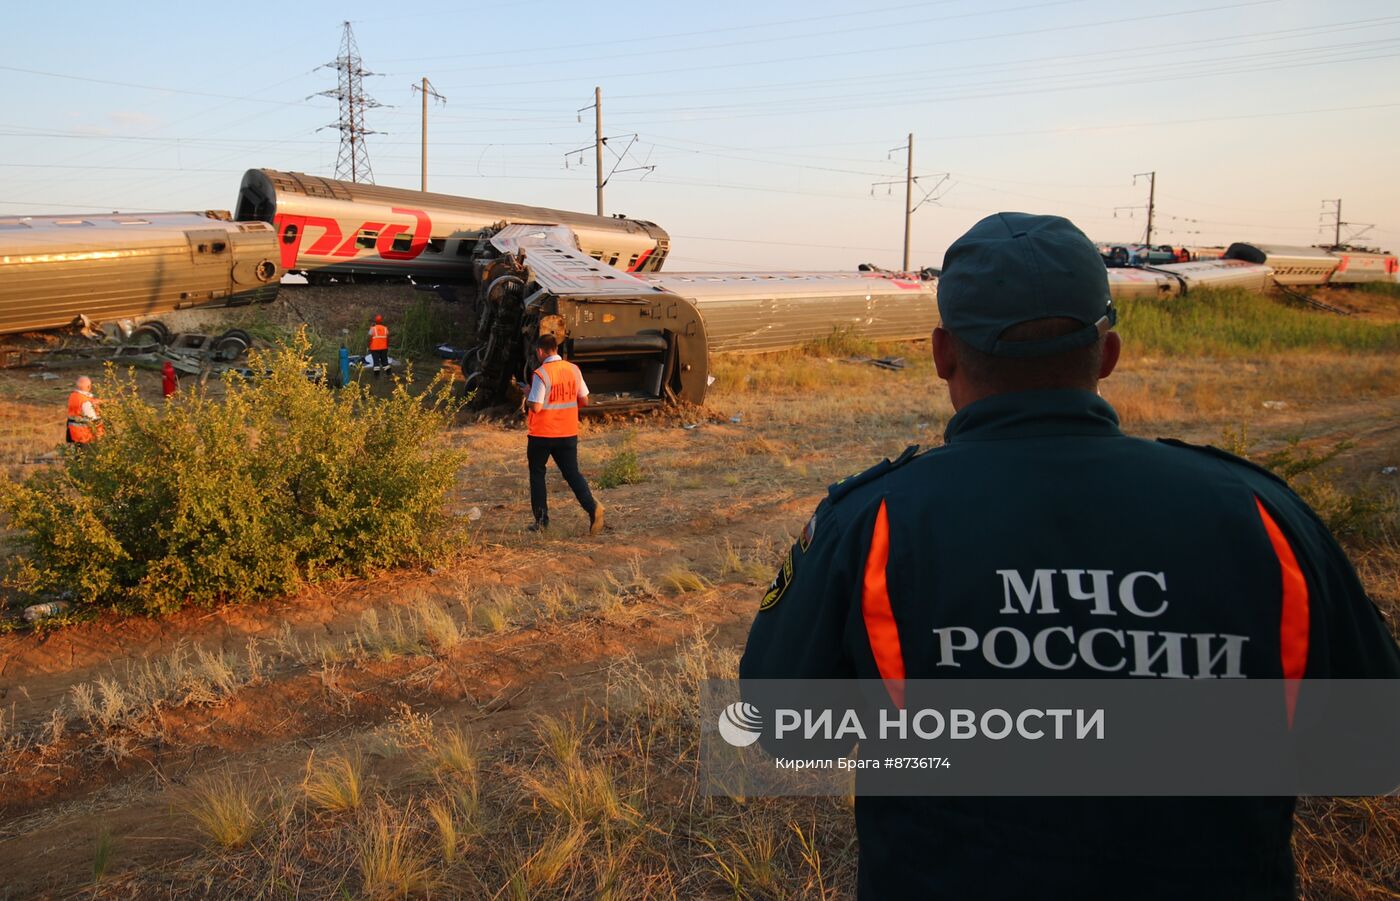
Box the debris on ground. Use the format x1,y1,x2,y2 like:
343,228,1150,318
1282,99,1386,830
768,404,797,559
845,355,907,370
1262,400,1288,410
27,372,58,380
1382,466,1398,476
22,601,70,623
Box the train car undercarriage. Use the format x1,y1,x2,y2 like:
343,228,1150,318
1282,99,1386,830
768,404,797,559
461,225,708,411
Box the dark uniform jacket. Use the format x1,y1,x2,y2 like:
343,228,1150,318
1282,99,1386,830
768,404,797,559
740,389,1400,901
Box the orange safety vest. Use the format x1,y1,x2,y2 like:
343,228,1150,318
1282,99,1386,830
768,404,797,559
527,358,583,438
368,324,389,351
66,390,101,443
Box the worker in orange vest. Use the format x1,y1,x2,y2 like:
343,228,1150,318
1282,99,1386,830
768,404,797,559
525,333,604,535
368,314,390,376
65,375,102,445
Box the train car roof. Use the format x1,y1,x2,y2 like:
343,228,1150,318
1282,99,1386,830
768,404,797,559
0,210,233,231
242,169,665,236
639,271,932,301
0,211,265,253
1224,242,1335,261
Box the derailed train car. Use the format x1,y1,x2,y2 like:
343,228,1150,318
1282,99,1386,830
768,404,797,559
1104,258,1274,299
459,224,936,409
1222,243,1399,286
0,211,281,335
637,271,936,354
234,169,671,285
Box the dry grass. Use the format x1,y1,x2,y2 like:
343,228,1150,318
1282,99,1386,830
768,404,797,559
10,299,1400,899
302,751,367,813
1294,797,1400,899
356,801,437,900
661,564,711,594
717,537,775,583
182,770,264,850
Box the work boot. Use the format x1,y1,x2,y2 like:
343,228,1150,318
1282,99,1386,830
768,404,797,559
589,503,605,536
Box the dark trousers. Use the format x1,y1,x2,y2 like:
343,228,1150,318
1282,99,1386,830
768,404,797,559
370,348,389,371
527,435,597,525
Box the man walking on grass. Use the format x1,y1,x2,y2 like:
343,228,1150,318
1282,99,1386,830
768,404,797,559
525,334,604,535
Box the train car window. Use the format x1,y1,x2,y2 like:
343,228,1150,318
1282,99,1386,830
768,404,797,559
356,229,377,249
392,233,413,253
282,224,298,244
56,219,94,227
212,241,227,253
589,251,604,261
427,238,446,254
608,254,619,266
627,254,639,268
455,240,475,257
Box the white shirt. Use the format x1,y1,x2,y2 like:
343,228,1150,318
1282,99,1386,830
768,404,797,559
77,391,98,420
527,354,590,405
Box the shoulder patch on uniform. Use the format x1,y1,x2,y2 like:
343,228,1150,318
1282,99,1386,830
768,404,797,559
799,511,818,552
827,444,921,504
1156,438,1289,487
759,548,795,612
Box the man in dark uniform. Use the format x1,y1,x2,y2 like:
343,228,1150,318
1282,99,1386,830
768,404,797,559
740,212,1400,900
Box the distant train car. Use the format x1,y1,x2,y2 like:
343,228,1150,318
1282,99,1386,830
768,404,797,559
234,169,670,284
1222,244,1338,287
0,211,280,335
638,271,936,353
1106,259,1274,300
1328,250,1399,285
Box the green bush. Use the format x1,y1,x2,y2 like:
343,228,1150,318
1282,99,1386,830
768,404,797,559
0,331,468,616
597,444,642,490
395,297,458,359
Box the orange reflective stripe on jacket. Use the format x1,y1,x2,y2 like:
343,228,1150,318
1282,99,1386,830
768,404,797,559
1254,496,1310,726
527,359,582,438
368,324,389,351
862,499,906,707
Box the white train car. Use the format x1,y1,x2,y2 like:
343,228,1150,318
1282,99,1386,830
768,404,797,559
1222,244,1338,287
1105,259,1275,299
0,211,280,335
1327,250,1399,285
639,271,936,354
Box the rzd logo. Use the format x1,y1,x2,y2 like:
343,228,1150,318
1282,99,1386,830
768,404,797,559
718,701,763,747
274,207,432,269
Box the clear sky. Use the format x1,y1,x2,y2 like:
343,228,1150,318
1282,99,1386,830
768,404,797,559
3,0,1397,270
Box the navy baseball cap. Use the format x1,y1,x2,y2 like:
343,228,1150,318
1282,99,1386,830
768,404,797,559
938,212,1115,358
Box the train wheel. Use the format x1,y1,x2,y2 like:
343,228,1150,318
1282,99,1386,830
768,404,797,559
211,330,251,362
129,321,170,348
